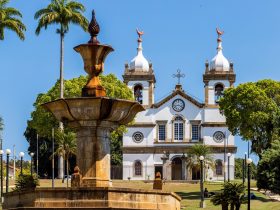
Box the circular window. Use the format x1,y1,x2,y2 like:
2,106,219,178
213,131,225,143
132,132,144,143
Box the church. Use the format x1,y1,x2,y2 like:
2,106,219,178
122,29,236,181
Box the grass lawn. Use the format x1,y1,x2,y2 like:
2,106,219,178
5,179,280,210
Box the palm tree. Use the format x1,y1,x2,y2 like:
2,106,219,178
211,182,246,210
0,0,26,40
54,131,77,187
187,144,214,180
34,0,88,99
34,0,88,179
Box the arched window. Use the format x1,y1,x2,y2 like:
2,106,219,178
215,159,223,176
134,84,143,104
215,84,224,103
134,160,142,176
174,116,184,141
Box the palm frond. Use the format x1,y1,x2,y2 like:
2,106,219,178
2,19,25,40
0,0,9,8
34,0,88,35
5,7,22,17
0,0,25,40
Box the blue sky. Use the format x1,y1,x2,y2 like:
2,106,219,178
1,0,279,163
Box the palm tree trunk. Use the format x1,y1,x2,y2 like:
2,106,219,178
57,28,65,179
222,203,228,210
60,29,64,99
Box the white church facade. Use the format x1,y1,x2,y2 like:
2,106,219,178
122,29,236,181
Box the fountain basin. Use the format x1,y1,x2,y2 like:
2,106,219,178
43,97,144,127
3,187,181,210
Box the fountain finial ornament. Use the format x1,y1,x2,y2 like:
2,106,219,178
74,9,114,97
88,10,100,44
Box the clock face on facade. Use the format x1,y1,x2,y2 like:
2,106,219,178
213,131,225,143
172,99,185,112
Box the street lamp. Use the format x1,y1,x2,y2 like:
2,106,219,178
227,153,231,182
5,149,11,193
30,152,34,176
0,150,3,199
247,158,252,210
199,155,205,208
19,152,24,175
243,152,247,184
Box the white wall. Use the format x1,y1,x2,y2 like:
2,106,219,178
123,127,154,146
123,153,154,180
202,127,234,146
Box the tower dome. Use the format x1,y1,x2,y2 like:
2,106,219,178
210,28,230,71
129,29,149,72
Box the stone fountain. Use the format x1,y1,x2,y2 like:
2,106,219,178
3,10,181,210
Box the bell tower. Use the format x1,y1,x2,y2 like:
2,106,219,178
123,29,156,108
203,28,236,106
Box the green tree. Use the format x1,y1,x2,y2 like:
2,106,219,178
234,158,256,180
25,74,133,176
54,131,76,187
234,158,243,179
257,139,280,194
34,0,88,98
0,0,26,40
219,79,280,158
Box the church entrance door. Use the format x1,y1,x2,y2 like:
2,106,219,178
172,157,182,180
192,165,201,180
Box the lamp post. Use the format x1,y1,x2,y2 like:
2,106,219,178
247,158,252,210
243,152,247,184
227,153,231,182
199,155,205,208
5,149,11,193
0,150,3,200
19,152,24,175
30,152,34,177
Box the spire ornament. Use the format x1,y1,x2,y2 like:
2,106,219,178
136,28,144,43
88,10,100,44
216,27,224,42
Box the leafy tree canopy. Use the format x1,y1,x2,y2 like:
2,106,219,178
219,79,280,157
257,139,280,194
234,158,256,179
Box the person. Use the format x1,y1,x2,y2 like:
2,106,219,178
204,188,209,198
